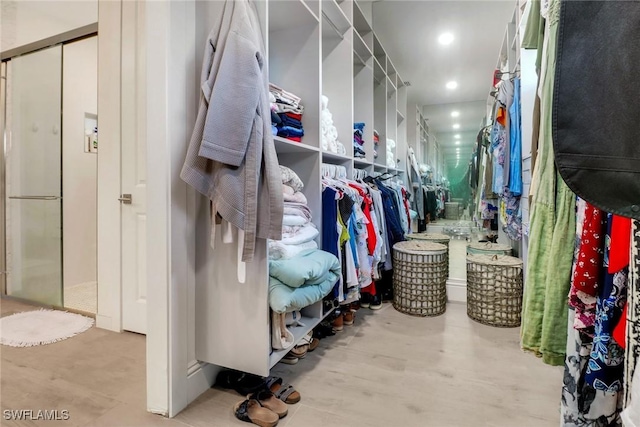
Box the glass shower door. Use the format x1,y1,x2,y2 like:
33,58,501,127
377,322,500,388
5,45,63,306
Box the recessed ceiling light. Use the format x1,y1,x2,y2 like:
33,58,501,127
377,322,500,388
454,134,461,139
451,111,460,117
438,33,454,45
455,141,460,145
446,81,458,90
452,124,460,129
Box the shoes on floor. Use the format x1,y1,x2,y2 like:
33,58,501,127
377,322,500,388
360,293,371,308
332,312,344,332
234,398,280,427
370,294,383,310
266,376,301,404
247,390,288,418
343,310,355,326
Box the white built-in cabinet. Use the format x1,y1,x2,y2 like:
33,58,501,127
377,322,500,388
195,0,409,377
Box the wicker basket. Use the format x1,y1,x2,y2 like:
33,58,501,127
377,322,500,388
445,202,460,220
392,241,448,317
405,233,451,277
466,254,523,327
467,242,512,256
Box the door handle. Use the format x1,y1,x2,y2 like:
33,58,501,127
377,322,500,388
118,194,132,204
8,196,60,200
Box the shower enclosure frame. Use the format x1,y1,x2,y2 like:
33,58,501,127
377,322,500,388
0,24,98,308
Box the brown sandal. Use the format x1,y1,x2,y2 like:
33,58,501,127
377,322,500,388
248,390,288,418
265,376,301,404
233,399,279,427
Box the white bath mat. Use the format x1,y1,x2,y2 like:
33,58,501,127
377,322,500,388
0,309,94,347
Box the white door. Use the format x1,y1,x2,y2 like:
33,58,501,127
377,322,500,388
120,0,147,334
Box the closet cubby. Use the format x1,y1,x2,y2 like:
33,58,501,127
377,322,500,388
373,78,387,167
269,0,321,151
196,0,409,378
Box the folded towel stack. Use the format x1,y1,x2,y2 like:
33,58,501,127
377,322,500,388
321,95,346,155
386,138,396,168
270,83,305,142
269,166,318,260
354,122,366,158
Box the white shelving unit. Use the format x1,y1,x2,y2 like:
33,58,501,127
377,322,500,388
195,0,410,377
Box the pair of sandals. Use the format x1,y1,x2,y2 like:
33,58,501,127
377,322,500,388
234,376,300,427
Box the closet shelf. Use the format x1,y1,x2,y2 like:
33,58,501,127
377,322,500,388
353,31,373,64
269,315,321,369
354,158,373,166
374,162,387,170
274,136,320,154
397,110,405,123
268,303,337,369
270,0,319,33
352,1,372,35
322,151,352,162
322,0,351,38
373,58,386,84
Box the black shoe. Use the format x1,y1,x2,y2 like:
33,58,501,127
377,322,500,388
360,293,371,308
370,294,383,310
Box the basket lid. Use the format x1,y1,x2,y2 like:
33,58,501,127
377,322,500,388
406,232,450,242
467,254,523,267
393,241,447,254
467,242,512,252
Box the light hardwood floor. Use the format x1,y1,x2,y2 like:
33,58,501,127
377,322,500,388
1,298,562,427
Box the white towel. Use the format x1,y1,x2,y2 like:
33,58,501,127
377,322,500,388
281,223,318,245
268,239,318,260
282,215,309,226
283,191,308,205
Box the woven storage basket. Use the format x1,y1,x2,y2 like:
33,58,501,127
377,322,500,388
392,241,447,317
466,242,512,256
405,233,451,277
466,254,523,327
445,202,460,220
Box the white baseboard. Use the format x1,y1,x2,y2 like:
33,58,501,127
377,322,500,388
187,361,219,404
96,314,120,332
447,278,467,303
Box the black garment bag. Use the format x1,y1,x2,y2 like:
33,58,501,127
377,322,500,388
553,0,640,219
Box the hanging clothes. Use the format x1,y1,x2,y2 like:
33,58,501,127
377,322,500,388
625,220,640,407
521,0,577,366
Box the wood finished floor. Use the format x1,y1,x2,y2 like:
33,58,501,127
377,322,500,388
1,298,562,427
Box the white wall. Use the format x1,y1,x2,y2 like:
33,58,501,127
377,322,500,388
62,37,98,289
1,0,97,52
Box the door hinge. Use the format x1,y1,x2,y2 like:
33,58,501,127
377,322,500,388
118,194,132,204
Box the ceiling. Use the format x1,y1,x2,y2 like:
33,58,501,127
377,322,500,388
372,0,515,175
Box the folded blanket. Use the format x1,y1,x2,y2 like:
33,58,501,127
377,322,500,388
280,166,304,192
268,240,318,260
282,215,309,227
282,225,305,235
283,191,307,205
282,184,295,196
283,203,311,219
269,249,341,313
281,223,318,245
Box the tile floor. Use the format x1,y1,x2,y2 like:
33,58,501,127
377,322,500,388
1,298,563,427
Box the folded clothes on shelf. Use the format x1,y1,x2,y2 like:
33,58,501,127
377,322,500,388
270,83,305,141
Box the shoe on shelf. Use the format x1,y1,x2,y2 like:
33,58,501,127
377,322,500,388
280,353,299,365
370,294,382,310
332,312,344,332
